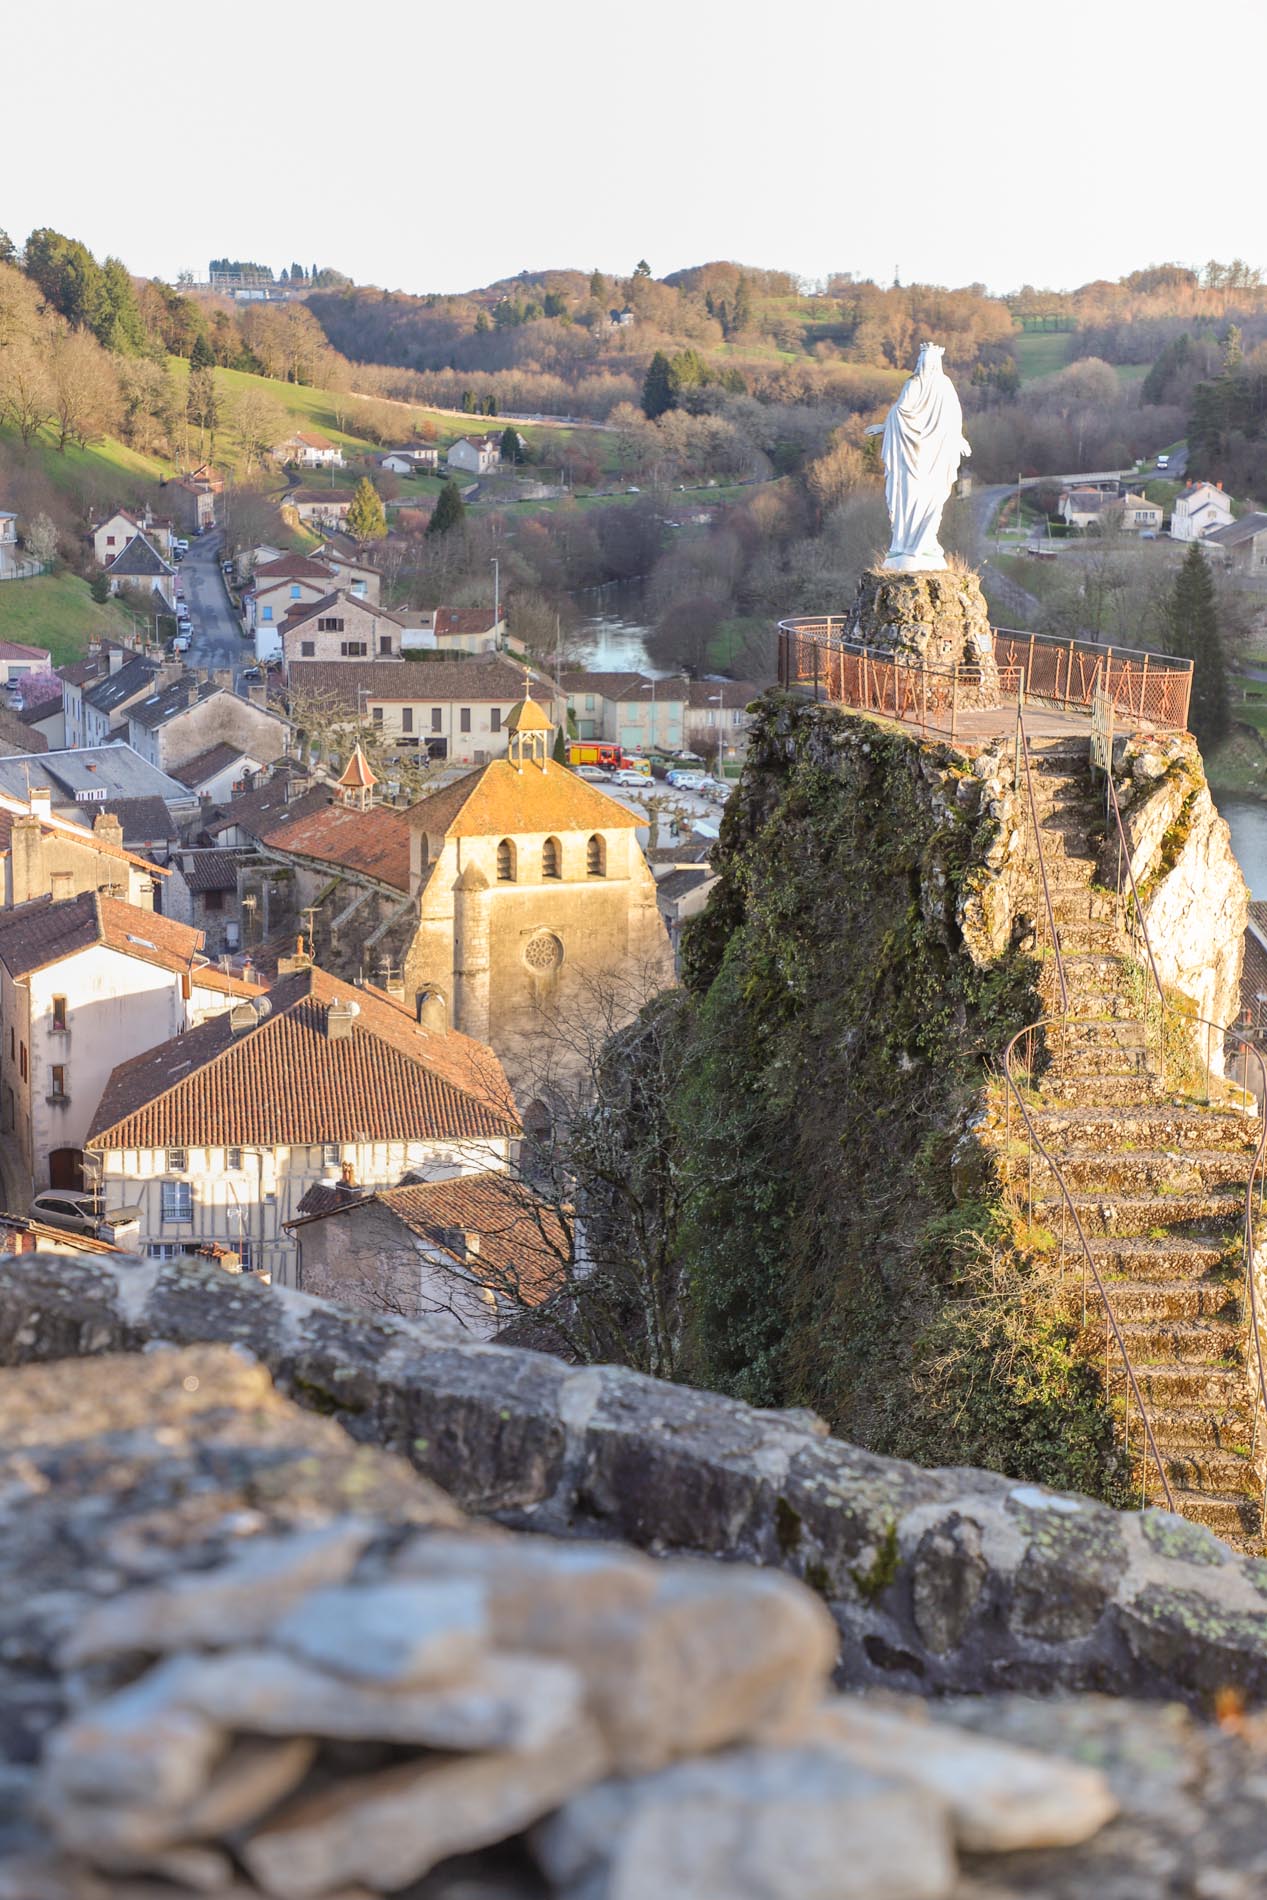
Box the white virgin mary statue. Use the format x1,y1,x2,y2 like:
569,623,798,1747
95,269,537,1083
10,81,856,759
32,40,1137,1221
865,343,970,573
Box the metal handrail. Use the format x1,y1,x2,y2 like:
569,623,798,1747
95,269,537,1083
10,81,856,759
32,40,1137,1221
1002,1018,1176,1512
1016,711,1069,1017
1101,758,1267,1521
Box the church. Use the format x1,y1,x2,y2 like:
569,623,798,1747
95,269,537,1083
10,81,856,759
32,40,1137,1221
404,689,674,1103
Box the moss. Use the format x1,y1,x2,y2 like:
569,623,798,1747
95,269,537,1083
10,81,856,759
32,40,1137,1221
850,1520,900,1603
803,1559,832,1598
775,1495,803,1555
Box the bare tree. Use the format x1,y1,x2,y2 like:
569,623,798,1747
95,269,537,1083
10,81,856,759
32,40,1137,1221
231,386,288,477
47,327,119,452
0,337,54,446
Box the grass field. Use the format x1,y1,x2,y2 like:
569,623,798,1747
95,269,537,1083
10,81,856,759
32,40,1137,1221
0,571,137,665
1012,330,1149,392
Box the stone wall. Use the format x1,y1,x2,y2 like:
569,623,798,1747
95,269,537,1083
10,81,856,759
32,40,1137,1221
6,1254,1267,1712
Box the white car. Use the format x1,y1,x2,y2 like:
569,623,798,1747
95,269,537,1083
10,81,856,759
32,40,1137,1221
667,770,708,791
173,635,190,654
1156,455,1170,470
610,769,651,788
30,1189,103,1235
173,537,190,554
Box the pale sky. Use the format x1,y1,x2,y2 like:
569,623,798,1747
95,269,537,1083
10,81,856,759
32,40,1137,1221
5,0,1259,297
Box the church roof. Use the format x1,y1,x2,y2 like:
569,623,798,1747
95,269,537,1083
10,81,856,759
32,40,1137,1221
506,693,552,733
409,758,643,840
338,744,378,790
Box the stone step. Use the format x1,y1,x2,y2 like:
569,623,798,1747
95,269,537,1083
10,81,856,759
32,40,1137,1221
1027,1104,1259,1154
1169,1488,1262,1544
1144,1405,1253,1451
1029,1148,1253,1195
1100,1278,1240,1323
1041,1188,1246,1239
1046,1048,1153,1081
1094,1232,1232,1274
1034,1073,1176,1108
1160,1443,1259,1494
1119,1318,1246,1365
1135,1362,1250,1409
1043,921,1131,956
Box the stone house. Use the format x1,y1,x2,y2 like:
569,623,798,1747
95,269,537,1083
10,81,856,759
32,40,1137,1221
1206,512,1267,573
1116,493,1164,534
445,435,500,475
285,658,561,764
170,465,222,534
287,1169,566,1333
84,965,520,1286
0,889,257,1194
280,593,405,669
90,508,174,567
310,544,382,599
126,679,292,775
167,849,245,957
406,694,673,1097
0,794,164,909
170,744,261,807
399,609,509,658
105,533,177,610
1058,488,1114,531
1171,481,1234,544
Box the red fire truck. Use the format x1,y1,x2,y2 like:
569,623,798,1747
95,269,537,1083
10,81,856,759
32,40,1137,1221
565,741,650,776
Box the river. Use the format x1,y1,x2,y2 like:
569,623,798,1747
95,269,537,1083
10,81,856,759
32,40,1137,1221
1221,794,1267,899
567,579,659,675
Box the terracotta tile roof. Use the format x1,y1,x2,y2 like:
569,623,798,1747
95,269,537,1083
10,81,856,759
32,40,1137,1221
0,640,50,663
1243,912,1267,1032
410,758,642,841
561,671,692,705
288,1169,566,1306
287,490,352,507
0,704,46,755
337,745,377,790
191,964,268,1000
254,556,338,581
171,743,247,789
87,965,519,1151
0,890,203,981
284,431,335,450
285,657,541,712
0,1214,121,1255
260,796,412,893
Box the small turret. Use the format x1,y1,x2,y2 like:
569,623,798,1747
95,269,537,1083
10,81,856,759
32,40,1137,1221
337,744,378,811
506,673,552,773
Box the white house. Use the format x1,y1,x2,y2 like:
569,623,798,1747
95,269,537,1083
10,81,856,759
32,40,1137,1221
0,513,20,578
105,533,177,610
85,965,520,1285
380,454,417,476
1171,481,1235,544
0,889,258,1195
272,431,344,469
445,435,501,476
0,640,52,688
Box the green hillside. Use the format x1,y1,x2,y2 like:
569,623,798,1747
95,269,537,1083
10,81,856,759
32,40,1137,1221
0,571,138,665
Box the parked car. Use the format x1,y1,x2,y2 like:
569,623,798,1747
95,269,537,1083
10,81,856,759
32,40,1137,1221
173,635,190,654
667,770,708,791
610,769,652,788
240,666,262,683
1156,455,1170,471
30,1189,102,1236
173,537,190,555
573,764,610,781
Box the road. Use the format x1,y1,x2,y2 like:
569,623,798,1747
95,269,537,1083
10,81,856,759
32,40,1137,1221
182,527,248,685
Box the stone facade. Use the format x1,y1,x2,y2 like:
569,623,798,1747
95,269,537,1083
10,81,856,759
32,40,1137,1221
852,567,999,707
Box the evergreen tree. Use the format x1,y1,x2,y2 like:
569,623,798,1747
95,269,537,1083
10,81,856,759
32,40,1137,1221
589,269,606,302
189,332,215,371
633,259,652,279
474,311,490,334
90,572,111,604
347,477,387,545
0,230,14,265
94,257,148,354
461,389,475,413
279,267,290,284
1169,542,1230,747
642,351,675,419
552,723,567,764
485,395,498,416
500,425,524,464
427,480,466,537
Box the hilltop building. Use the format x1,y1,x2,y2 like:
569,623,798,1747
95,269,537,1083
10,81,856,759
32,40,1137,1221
1171,481,1234,543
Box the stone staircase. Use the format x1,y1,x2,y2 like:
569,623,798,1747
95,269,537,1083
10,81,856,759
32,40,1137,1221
1010,739,1265,1550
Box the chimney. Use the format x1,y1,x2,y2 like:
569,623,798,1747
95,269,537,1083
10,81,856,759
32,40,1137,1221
28,787,51,822
108,648,125,676
92,811,125,854
156,660,184,688
248,684,268,709
229,1002,259,1035
10,815,45,906
325,999,357,1041
417,989,447,1033
1217,480,1223,490
213,668,233,692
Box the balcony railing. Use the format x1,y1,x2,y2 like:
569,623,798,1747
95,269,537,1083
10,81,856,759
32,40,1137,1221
777,618,1193,736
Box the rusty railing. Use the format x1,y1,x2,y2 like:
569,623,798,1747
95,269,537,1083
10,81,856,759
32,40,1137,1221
778,617,1193,735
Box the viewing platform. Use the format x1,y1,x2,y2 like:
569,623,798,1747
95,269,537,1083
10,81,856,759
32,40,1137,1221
777,618,1194,746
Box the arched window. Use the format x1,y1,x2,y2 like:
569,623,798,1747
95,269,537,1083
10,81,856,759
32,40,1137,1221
586,834,606,877
542,836,561,879
496,838,516,882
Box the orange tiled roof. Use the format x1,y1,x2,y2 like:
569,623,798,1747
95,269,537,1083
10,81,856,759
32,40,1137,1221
409,758,643,841
87,965,518,1151
260,798,411,893
0,891,203,980
338,745,378,790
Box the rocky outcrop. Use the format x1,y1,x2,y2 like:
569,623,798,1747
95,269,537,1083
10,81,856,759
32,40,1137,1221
851,566,999,705
8,1255,1267,1721
1106,727,1247,1050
